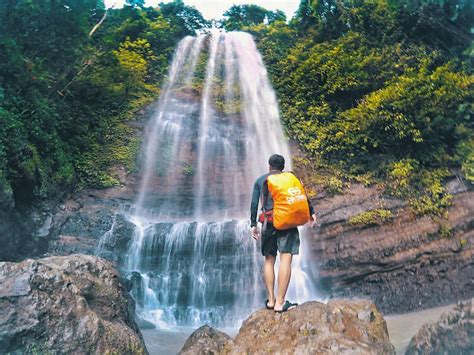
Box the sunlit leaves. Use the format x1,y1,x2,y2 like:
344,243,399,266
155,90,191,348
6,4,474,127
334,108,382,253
114,37,156,84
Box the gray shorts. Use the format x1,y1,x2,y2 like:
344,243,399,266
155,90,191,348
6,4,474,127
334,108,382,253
261,223,300,256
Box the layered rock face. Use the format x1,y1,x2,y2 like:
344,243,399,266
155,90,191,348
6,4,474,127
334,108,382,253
42,172,473,315
405,299,473,355
180,299,395,354
307,178,474,313
0,254,148,354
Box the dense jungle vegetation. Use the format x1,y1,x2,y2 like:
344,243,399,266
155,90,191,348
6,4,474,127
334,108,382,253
244,0,473,216
0,0,208,208
0,0,472,218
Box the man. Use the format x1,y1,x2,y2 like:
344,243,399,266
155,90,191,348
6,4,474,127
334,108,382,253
250,154,316,313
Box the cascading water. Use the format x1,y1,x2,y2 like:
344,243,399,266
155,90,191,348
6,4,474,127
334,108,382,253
124,31,321,329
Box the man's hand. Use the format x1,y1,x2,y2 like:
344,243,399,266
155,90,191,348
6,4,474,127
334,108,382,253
251,226,260,240
309,213,317,228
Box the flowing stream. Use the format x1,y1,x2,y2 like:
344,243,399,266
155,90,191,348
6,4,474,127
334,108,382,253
122,31,321,329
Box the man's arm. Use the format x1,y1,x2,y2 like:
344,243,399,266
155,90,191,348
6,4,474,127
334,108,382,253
307,197,317,226
250,179,260,227
308,198,315,216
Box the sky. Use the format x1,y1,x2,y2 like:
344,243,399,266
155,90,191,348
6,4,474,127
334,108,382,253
103,0,301,21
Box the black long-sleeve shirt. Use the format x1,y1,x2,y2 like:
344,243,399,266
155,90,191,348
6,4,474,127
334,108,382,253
250,171,315,227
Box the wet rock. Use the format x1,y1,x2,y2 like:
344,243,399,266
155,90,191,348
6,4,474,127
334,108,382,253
179,325,232,354
0,207,27,261
405,299,473,355
0,254,148,354
181,299,395,354
48,202,136,263
0,200,53,261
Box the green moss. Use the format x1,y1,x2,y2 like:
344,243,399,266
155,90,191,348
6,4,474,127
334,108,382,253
349,209,393,226
387,161,452,217
352,172,374,187
181,162,195,176
438,223,453,238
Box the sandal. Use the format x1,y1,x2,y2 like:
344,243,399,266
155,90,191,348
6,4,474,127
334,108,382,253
274,300,298,313
265,299,274,310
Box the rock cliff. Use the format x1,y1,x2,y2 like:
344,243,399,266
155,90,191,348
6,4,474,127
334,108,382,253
179,299,395,354
0,254,148,354
307,178,474,313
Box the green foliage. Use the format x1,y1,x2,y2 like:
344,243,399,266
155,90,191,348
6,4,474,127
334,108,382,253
310,170,348,195
349,209,393,225
0,0,206,207
249,0,473,215
332,64,472,170
181,162,195,176
114,37,157,86
158,0,210,37
220,4,286,31
386,160,452,216
126,0,145,8
437,223,453,238
457,136,474,182
394,0,473,55
408,169,453,216
326,176,344,194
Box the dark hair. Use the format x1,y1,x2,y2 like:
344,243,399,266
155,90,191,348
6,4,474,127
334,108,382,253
268,154,285,171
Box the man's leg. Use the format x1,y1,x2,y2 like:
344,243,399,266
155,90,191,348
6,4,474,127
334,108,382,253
261,223,277,307
274,252,293,311
264,255,276,307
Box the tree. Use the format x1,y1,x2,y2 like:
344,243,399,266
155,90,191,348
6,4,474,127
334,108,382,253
158,0,210,37
292,0,347,39
393,0,474,56
221,4,287,31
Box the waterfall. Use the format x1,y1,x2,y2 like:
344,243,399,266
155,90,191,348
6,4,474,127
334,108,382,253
124,31,321,329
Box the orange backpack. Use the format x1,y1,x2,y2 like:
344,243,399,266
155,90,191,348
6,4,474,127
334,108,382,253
265,172,310,230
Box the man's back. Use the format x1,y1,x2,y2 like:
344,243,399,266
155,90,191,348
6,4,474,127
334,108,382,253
250,172,275,227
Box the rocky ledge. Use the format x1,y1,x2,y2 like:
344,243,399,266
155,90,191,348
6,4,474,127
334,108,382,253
406,299,473,354
307,178,474,313
0,254,148,354
180,299,395,354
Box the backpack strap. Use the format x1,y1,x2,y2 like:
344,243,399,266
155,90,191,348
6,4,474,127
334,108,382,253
260,177,268,212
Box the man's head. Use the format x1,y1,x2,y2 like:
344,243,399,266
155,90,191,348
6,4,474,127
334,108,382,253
268,154,285,171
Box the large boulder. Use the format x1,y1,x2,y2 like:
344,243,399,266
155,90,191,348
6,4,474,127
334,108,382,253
180,299,395,354
0,254,148,354
405,299,473,355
